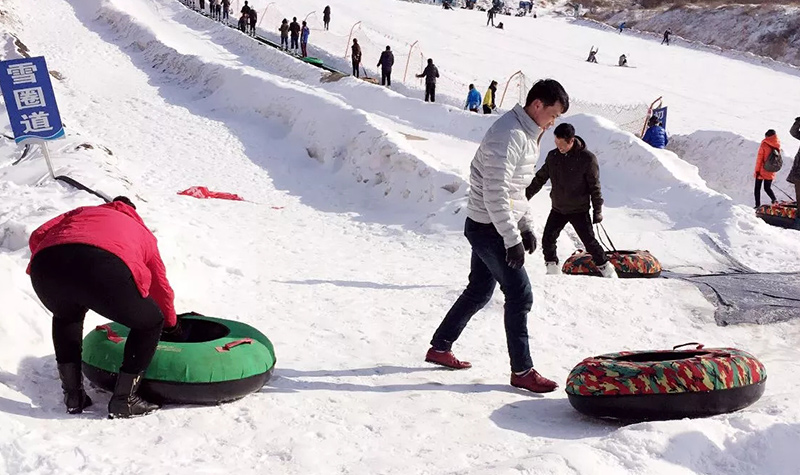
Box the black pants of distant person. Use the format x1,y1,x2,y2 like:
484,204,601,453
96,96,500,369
290,35,299,50
280,36,288,49
425,83,436,102
754,178,777,208
352,60,360,77
381,69,391,86
483,104,492,114
542,210,607,266
30,244,164,374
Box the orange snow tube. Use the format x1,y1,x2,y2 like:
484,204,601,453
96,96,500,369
562,224,662,278
756,201,799,230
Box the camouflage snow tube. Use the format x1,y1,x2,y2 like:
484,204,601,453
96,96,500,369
82,312,276,405
756,201,799,230
562,249,662,278
565,345,766,420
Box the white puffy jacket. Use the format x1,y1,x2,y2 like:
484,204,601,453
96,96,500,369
466,104,543,248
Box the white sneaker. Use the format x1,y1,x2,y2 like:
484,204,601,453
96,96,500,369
545,262,562,275
597,261,618,279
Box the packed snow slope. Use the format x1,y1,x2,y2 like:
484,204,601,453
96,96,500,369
0,0,799,474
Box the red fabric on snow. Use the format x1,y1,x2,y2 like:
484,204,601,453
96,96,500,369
178,186,244,201
27,202,178,327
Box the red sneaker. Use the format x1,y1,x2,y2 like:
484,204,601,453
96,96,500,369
510,369,558,393
425,348,472,369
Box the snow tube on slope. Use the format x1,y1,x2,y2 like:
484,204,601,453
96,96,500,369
178,186,245,201
756,201,799,230
301,57,324,66
562,249,662,278
82,313,275,404
565,344,766,420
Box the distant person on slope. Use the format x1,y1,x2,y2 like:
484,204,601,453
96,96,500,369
487,7,496,26
754,129,781,208
586,46,598,63
323,5,331,30
662,28,672,45
351,39,362,78
238,12,249,33
618,21,626,33
618,54,628,67
788,117,800,203
526,123,615,278
240,0,250,16
249,8,257,36
289,17,301,52
27,197,180,419
465,84,482,112
209,0,218,20
300,21,310,57
221,0,230,21
642,115,668,149
416,58,440,103
279,19,290,50
483,80,498,114
426,79,570,394
377,46,394,87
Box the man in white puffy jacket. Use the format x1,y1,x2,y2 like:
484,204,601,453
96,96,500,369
426,79,569,394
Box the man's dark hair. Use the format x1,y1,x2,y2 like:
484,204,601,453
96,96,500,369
524,79,569,112
554,123,575,140
765,129,776,137
112,196,136,210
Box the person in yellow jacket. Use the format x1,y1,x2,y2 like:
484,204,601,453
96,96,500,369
483,80,498,114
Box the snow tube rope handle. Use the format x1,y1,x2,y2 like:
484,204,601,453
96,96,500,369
215,338,253,352
673,342,705,350
96,324,124,343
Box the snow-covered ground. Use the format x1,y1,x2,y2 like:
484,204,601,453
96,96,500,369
0,0,799,473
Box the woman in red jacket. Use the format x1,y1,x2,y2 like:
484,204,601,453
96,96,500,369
28,196,178,419
754,129,780,208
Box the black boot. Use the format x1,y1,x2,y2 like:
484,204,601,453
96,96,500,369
57,362,93,414
107,371,160,419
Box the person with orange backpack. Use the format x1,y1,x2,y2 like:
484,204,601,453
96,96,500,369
754,129,782,208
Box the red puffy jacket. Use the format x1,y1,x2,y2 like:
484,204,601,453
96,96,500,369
27,201,177,327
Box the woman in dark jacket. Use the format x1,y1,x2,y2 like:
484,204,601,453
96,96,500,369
788,117,800,202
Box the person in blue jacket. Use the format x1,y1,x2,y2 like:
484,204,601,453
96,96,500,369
465,84,482,113
642,115,668,149
300,21,310,58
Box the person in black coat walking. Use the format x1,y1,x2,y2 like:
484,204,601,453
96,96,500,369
377,46,394,86
351,39,362,78
417,58,440,102
323,5,331,30
662,29,672,45
526,123,616,278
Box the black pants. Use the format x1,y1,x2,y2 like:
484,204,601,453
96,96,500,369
431,219,533,372
352,60,360,77
483,104,492,114
280,36,288,49
30,244,164,374
290,36,299,49
542,210,607,266
425,83,436,102
324,20,330,30
381,70,391,86
755,179,777,207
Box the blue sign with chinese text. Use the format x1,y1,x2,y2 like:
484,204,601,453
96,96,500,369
0,56,64,143
652,106,668,130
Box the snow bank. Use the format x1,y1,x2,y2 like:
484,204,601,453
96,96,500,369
84,0,467,211
669,130,797,206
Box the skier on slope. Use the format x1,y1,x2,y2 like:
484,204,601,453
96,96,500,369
416,58,440,103
526,123,616,278
425,79,570,394
465,84,481,112
27,197,180,418
642,115,668,149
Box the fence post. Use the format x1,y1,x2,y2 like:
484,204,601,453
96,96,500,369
499,70,523,108
403,40,419,82
258,2,275,27
344,21,362,58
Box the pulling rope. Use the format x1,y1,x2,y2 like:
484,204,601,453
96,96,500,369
595,223,617,254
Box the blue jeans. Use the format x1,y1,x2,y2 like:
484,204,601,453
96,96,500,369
431,218,534,372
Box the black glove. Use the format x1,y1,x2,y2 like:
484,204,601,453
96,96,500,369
161,319,184,342
525,184,535,200
506,242,525,269
522,231,537,254
593,210,603,224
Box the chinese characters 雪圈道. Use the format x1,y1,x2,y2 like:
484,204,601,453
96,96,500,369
7,62,54,134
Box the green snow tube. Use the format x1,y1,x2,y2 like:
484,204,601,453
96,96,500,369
301,57,324,66
82,312,275,405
